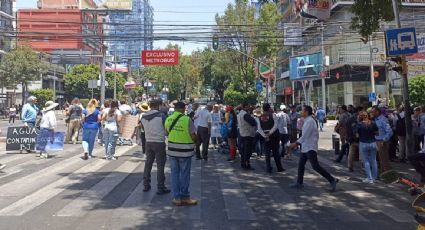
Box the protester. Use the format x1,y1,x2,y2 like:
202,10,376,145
276,105,290,157
21,96,39,128
81,99,101,160
210,104,222,149
335,105,351,163
138,102,150,154
371,105,393,173
257,103,285,173
165,101,198,206
355,111,378,183
98,100,110,146
37,101,58,159
289,105,338,192
194,103,212,160
289,105,299,143
394,106,407,161
238,102,257,170
66,98,83,144
141,100,170,195
316,107,326,131
345,107,361,172
254,108,264,159
102,100,122,160
225,106,238,162
9,104,17,124
413,107,423,152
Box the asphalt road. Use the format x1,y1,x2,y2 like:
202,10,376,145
0,120,419,230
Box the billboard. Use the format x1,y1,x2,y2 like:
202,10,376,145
293,0,332,20
289,52,322,81
141,50,180,66
80,0,132,10
408,33,425,60
284,23,303,46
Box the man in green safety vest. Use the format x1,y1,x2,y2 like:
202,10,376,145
165,101,198,206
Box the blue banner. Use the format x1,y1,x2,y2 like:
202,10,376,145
289,52,322,81
36,131,65,152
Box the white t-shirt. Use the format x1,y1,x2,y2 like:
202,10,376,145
103,108,122,132
195,108,212,128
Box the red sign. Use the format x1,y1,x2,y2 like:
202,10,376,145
141,50,179,66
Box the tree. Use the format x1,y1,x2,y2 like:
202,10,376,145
0,45,48,101
254,3,281,59
350,0,399,39
64,64,125,100
409,75,425,106
29,89,53,110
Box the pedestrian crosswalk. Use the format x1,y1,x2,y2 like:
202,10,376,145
0,145,418,229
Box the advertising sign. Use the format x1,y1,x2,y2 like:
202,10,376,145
289,52,322,81
6,127,38,151
408,33,425,60
284,23,303,46
293,0,332,20
80,0,132,10
141,50,180,66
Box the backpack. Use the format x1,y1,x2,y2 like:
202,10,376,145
396,114,406,136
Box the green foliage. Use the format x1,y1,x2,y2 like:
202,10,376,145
409,75,425,106
80,99,90,107
350,0,399,38
255,3,281,58
326,115,336,120
224,88,257,106
0,45,48,100
29,89,53,110
64,64,125,100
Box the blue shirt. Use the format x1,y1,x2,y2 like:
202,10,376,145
375,115,393,142
21,103,39,123
316,109,326,121
83,109,100,129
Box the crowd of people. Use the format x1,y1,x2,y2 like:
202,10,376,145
4,94,425,207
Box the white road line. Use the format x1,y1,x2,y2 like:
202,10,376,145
55,159,140,217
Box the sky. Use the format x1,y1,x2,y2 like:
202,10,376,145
16,0,234,54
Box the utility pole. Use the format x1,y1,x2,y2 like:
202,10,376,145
320,22,326,109
101,45,106,105
392,0,414,157
369,36,376,105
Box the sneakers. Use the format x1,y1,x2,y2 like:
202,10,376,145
362,178,374,184
88,155,93,159
289,182,304,189
0,164,6,171
172,199,182,206
83,152,88,160
156,188,171,195
277,168,286,173
180,199,198,206
330,178,339,192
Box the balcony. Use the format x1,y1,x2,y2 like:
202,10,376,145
331,51,387,66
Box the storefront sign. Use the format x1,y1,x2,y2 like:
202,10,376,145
141,50,179,66
6,127,38,151
289,52,322,80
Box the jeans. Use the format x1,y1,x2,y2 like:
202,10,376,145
279,133,290,156
104,128,118,159
211,137,222,145
36,128,53,153
97,125,103,143
143,142,167,189
318,120,324,131
359,142,378,180
297,150,335,185
9,115,15,124
82,128,98,156
241,136,254,168
255,134,264,156
169,156,192,200
195,126,210,159
140,131,146,154
336,143,350,162
264,133,283,172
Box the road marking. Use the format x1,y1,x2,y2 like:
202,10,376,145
55,159,140,217
215,156,257,221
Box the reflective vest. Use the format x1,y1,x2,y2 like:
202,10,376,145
165,112,195,157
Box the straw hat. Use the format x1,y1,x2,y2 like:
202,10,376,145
44,101,59,111
254,108,262,117
139,102,150,112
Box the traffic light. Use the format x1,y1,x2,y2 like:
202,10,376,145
212,35,219,50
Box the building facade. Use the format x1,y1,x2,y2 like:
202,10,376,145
0,0,14,108
106,0,153,69
276,0,425,109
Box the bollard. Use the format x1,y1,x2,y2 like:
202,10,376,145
332,134,336,149
334,137,340,155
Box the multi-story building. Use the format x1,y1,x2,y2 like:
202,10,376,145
0,0,14,108
106,0,153,69
276,0,425,109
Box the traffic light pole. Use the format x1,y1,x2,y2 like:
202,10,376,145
392,0,414,156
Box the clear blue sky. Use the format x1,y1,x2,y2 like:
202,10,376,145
16,0,234,54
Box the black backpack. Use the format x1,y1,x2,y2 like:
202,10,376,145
396,114,406,136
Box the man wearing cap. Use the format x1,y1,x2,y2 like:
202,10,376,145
141,100,170,195
165,102,198,206
194,103,213,160
21,96,39,127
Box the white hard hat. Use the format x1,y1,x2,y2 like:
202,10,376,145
280,105,286,110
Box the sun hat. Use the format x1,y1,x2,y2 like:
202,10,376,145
44,101,59,111
139,102,150,112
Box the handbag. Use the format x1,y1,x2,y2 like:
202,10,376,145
334,122,340,134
